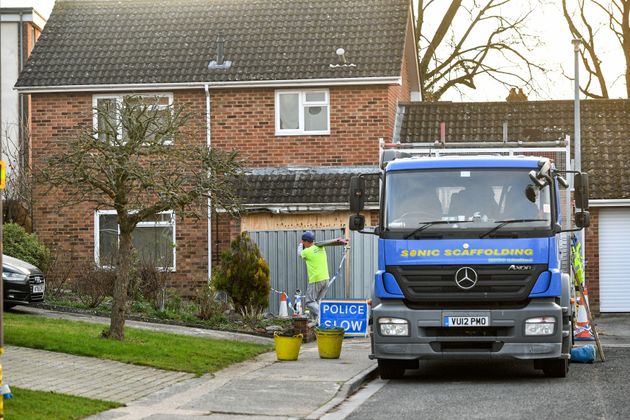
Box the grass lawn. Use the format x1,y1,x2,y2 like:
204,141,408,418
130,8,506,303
4,312,272,376
4,387,121,420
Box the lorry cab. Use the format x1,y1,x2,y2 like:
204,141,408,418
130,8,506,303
350,150,589,379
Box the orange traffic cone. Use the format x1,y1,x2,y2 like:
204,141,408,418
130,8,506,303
278,292,289,318
574,287,595,341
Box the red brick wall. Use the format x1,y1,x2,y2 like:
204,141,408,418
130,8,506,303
30,83,405,294
584,208,600,313
29,93,211,294
210,85,392,167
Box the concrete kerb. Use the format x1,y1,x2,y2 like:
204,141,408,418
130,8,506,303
306,362,379,419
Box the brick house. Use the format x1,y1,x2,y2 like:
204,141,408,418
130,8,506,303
394,99,630,313
15,0,419,293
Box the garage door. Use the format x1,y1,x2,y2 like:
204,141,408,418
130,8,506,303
599,208,630,312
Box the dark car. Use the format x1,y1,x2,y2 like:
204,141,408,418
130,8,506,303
3,254,45,309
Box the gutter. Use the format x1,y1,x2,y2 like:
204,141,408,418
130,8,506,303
589,199,630,207
14,76,403,94
216,204,380,213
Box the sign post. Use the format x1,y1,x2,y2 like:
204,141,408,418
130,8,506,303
319,299,369,337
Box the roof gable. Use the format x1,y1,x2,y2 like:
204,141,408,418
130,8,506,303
17,0,411,89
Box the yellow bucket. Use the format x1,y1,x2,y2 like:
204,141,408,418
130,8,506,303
315,327,345,359
274,332,303,361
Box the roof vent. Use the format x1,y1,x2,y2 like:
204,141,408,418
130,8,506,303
336,48,347,64
330,47,356,68
208,35,232,70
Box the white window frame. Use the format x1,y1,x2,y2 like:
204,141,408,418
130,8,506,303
94,209,177,271
275,89,330,136
92,93,174,144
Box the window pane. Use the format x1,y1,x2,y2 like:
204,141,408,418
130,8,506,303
99,214,118,266
304,106,327,131
96,98,118,141
132,226,174,268
305,91,326,102
279,94,299,129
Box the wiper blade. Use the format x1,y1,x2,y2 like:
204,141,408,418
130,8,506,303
404,220,472,239
479,219,548,239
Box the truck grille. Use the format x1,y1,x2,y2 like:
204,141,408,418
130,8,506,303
386,264,547,308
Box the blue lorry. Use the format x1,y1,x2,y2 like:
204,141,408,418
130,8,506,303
349,148,589,379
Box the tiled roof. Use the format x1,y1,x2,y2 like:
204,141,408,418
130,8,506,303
237,167,379,208
16,0,410,88
395,99,630,200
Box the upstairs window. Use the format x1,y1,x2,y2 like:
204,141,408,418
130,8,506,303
93,94,173,144
275,90,330,135
95,210,176,271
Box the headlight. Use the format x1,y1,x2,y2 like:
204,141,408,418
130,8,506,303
3,271,29,283
378,317,409,336
525,316,556,336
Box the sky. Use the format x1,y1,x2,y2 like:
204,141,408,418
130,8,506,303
5,0,626,102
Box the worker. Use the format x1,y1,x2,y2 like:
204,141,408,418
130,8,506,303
297,231,330,323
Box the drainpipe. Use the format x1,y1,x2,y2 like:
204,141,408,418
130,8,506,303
204,84,212,281
19,12,25,171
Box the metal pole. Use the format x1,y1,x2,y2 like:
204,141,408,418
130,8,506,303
572,39,586,270
572,39,582,173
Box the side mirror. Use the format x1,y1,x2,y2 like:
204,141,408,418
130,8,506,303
575,210,590,228
528,170,545,188
348,214,365,231
574,172,589,210
349,176,366,213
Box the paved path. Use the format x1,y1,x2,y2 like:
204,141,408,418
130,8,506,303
3,346,195,404
87,339,374,419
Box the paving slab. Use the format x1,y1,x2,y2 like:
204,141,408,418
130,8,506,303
87,339,375,419
3,346,195,404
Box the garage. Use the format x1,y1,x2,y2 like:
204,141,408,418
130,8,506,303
599,207,630,312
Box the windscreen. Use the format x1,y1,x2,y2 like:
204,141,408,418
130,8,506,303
384,168,552,237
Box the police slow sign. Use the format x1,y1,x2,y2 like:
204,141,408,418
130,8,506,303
319,299,369,336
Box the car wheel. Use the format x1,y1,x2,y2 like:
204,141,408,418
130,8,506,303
3,302,17,310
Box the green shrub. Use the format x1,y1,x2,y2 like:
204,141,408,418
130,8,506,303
2,223,51,271
214,232,270,312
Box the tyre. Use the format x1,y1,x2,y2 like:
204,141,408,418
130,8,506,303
542,358,569,378
378,359,405,380
3,302,17,310
562,315,574,356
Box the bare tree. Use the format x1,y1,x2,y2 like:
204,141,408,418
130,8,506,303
562,0,630,98
416,0,546,101
38,96,243,340
2,121,33,229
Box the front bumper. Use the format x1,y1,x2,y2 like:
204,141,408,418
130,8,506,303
4,277,45,304
371,299,564,361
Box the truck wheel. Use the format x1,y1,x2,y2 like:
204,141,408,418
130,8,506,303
378,359,405,380
542,358,569,378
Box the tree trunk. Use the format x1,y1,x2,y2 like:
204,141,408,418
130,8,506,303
108,227,133,340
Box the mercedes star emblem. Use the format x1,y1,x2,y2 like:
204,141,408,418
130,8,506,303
455,267,478,290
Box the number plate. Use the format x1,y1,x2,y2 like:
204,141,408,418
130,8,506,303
443,316,489,327
32,284,45,294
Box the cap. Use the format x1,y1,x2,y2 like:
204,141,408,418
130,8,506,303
301,231,315,242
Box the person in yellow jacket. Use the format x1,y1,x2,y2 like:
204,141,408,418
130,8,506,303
298,231,329,321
